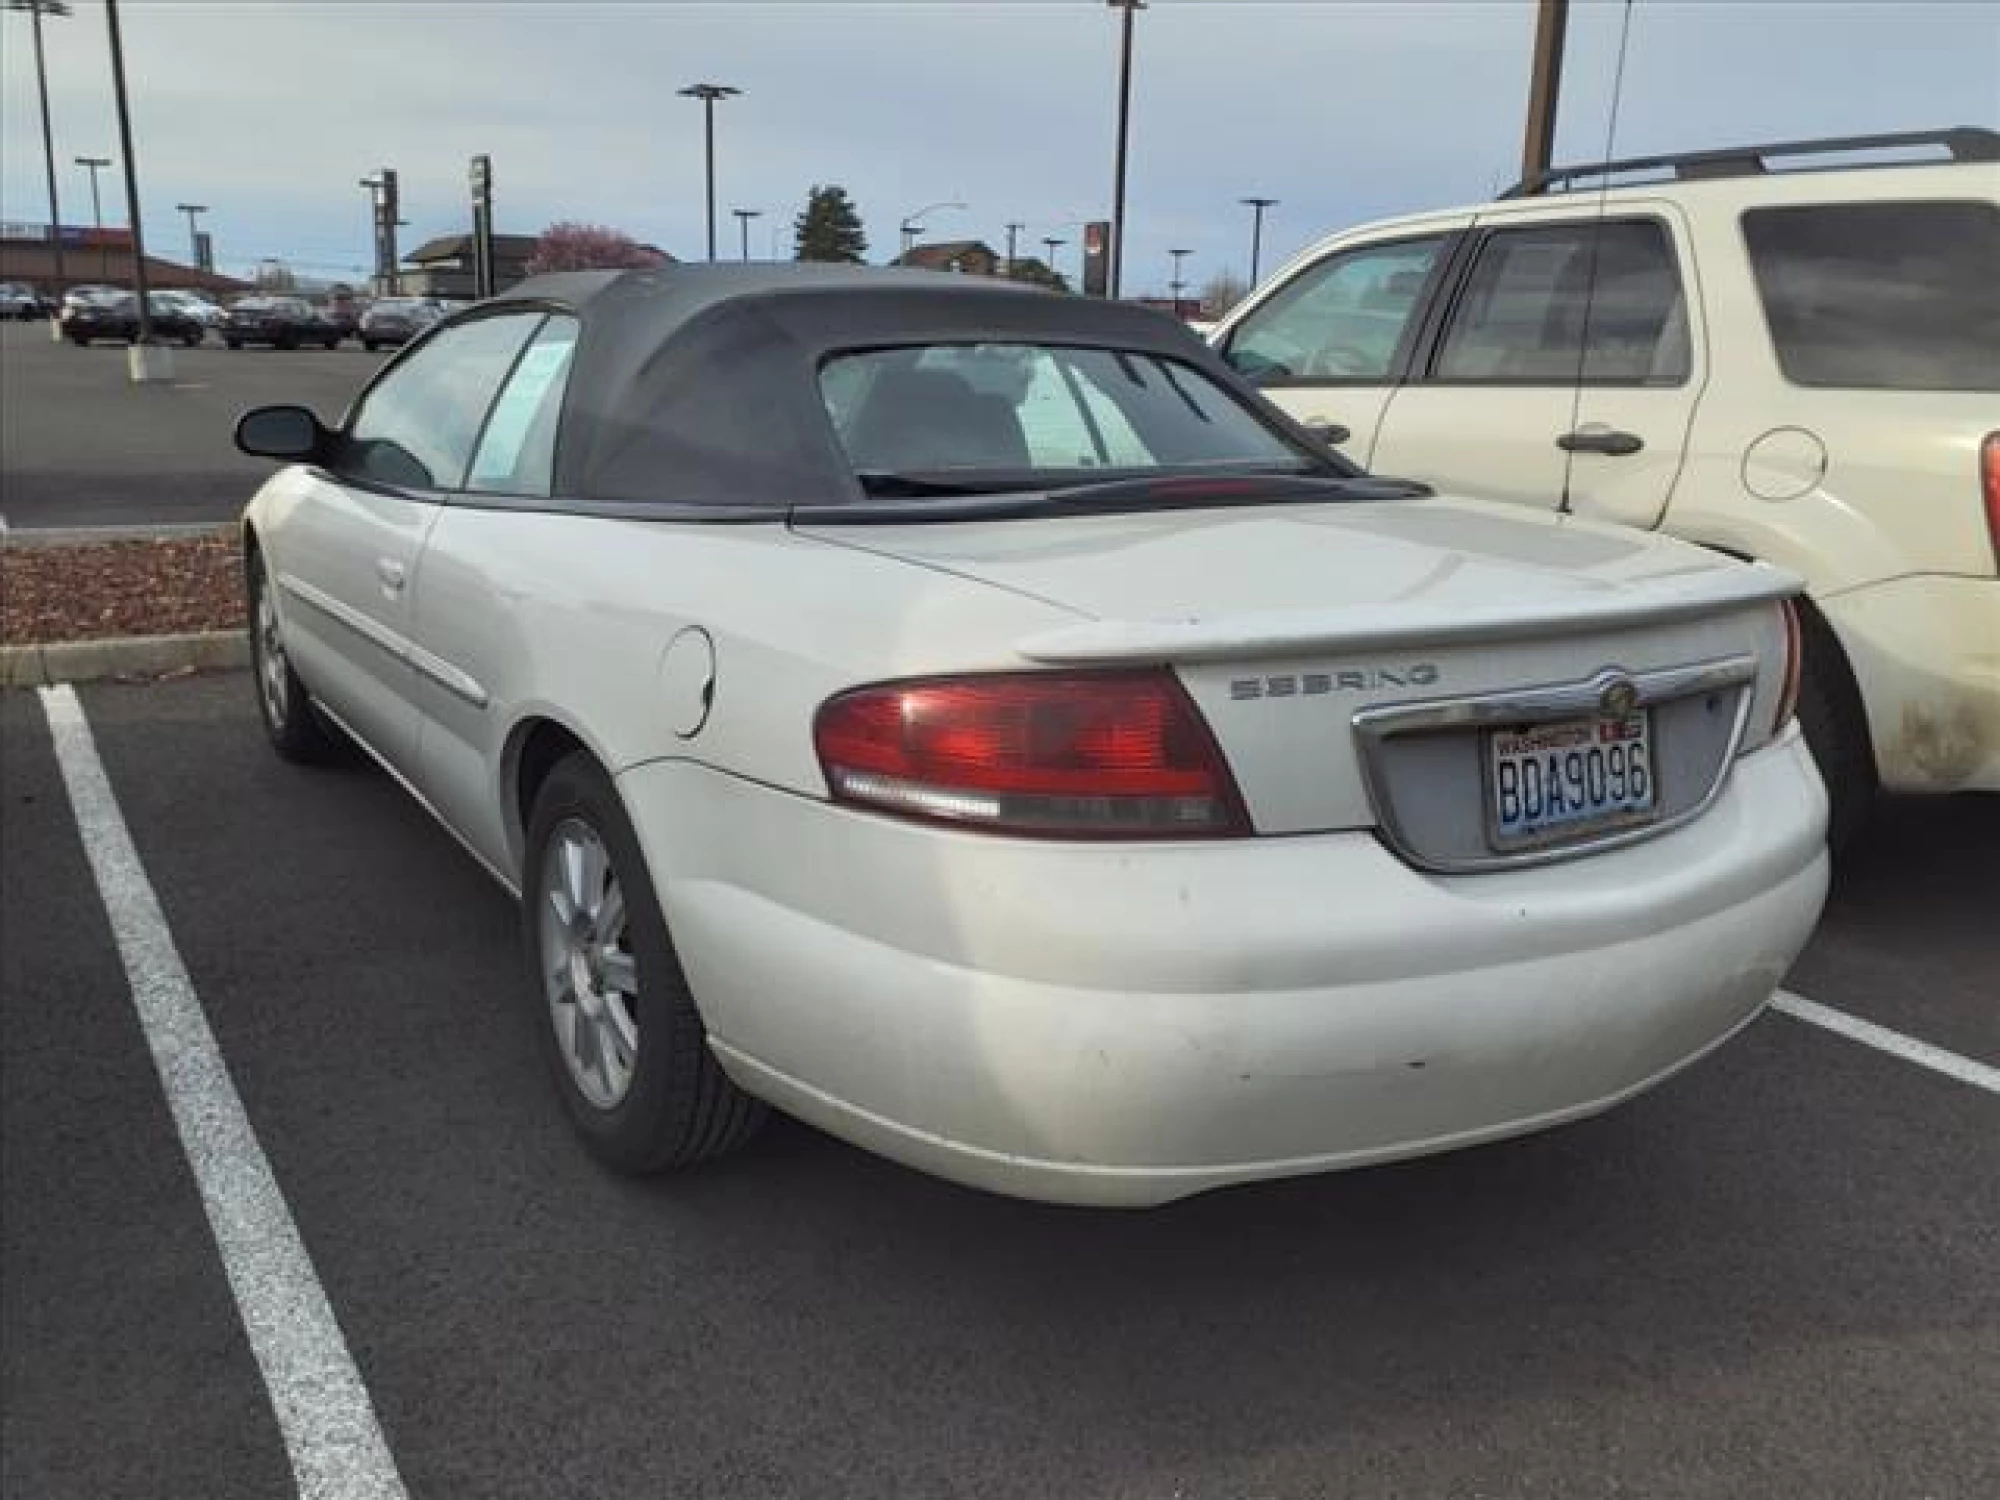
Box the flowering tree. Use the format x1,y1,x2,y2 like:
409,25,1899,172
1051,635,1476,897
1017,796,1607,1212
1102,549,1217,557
525,222,669,275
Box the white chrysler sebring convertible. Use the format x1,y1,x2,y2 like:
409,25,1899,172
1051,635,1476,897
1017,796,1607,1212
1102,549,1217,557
235,265,1828,1207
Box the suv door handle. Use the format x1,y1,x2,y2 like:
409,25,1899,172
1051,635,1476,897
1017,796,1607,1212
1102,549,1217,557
1305,418,1353,447
375,557,407,593
1556,426,1644,457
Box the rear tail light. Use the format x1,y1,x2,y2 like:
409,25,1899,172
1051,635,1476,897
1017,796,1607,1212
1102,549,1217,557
814,670,1250,838
1982,431,1999,572
1771,598,1803,735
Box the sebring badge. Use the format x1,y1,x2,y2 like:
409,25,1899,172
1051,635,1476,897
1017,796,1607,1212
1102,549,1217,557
1599,675,1641,716
1230,664,1439,701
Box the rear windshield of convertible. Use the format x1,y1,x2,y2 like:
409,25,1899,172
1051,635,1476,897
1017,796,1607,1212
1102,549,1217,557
819,343,1305,480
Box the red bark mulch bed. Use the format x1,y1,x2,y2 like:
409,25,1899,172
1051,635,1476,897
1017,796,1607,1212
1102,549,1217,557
1,534,246,646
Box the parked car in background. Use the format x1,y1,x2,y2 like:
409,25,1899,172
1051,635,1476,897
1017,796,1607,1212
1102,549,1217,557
358,296,445,350
223,295,340,350
232,265,1826,1206
60,290,206,346
0,282,50,320
155,288,229,329
1210,126,2000,845
61,284,126,314
319,288,364,341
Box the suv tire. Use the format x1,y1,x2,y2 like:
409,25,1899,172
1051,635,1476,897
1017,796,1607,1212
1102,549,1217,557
1796,603,1876,851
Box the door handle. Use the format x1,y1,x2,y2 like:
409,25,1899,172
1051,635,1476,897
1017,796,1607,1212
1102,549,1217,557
1305,417,1353,447
375,558,407,593
1556,426,1644,457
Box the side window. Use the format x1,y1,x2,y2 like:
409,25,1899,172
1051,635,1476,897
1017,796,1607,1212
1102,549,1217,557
344,313,544,490
1225,237,1446,384
1742,200,1999,392
1432,219,1689,385
467,317,579,495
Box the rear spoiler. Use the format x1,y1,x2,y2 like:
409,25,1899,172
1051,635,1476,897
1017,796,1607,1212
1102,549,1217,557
1017,562,1803,665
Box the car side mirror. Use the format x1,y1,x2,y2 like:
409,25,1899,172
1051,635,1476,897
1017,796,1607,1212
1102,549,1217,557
235,405,328,462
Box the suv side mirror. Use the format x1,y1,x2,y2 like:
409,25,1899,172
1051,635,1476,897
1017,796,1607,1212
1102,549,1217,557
235,405,328,462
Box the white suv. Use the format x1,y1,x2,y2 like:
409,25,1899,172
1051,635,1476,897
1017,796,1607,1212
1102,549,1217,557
1211,127,1999,844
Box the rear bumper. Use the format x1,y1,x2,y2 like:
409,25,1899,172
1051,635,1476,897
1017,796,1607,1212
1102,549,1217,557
621,731,1828,1207
1821,574,2000,793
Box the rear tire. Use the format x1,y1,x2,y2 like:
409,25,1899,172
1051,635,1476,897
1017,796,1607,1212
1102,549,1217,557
247,551,344,765
524,753,766,1175
225,338,241,350
1795,603,1876,852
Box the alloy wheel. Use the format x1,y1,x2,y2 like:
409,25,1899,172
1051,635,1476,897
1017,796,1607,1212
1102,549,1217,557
539,818,640,1110
254,575,289,729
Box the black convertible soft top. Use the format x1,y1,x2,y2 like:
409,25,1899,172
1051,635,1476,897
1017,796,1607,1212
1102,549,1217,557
482,264,1306,508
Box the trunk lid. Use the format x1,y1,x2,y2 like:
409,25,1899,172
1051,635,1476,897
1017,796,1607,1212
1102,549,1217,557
798,495,1799,855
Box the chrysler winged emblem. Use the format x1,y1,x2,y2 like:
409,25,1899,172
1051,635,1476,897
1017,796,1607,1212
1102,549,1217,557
1599,675,1641,717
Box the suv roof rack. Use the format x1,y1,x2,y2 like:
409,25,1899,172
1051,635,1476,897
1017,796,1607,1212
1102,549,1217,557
1500,126,2000,199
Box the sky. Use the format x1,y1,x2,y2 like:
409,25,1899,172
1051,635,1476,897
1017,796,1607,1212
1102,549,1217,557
3,0,1996,294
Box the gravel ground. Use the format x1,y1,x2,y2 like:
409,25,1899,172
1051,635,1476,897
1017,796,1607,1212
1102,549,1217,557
0,535,245,644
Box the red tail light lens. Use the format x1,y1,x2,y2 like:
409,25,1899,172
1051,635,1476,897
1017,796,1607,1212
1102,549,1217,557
1982,432,1999,572
1772,599,1803,735
814,670,1250,838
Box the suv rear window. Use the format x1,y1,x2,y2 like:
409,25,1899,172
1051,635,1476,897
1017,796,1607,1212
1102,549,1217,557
1742,201,2000,392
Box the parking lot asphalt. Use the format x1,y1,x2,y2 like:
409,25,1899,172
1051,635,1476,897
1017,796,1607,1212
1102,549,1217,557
4,671,1996,1499
0,321,385,531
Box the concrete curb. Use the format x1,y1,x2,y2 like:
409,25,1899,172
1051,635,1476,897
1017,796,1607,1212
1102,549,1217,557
0,521,237,549
1,630,248,687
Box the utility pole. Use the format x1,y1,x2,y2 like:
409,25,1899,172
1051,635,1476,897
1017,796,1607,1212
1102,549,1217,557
732,208,761,261
1004,221,1025,277
102,0,156,356
1521,0,1569,185
1240,196,1277,287
7,1,72,295
1042,237,1066,283
678,82,739,261
1106,0,1145,299
175,203,208,271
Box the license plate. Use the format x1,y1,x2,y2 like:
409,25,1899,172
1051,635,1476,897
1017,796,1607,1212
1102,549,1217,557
1486,711,1655,849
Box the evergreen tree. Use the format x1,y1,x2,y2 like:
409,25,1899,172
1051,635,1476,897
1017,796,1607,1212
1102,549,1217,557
793,185,869,263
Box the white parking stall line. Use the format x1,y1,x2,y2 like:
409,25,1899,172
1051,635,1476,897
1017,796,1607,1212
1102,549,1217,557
37,685,409,1500
1773,989,2000,1095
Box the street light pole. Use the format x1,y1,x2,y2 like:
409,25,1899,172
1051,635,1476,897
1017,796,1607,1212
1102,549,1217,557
732,208,761,262
1004,221,1025,277
75,157,110,228
1042,237,1066,284
897,199,967,262
76,156,110,281
1168,246,1190,316
1106,0,1145,299
7,1,72,294
175,203,208,272
1240,196,1278,287
678,82,739,262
